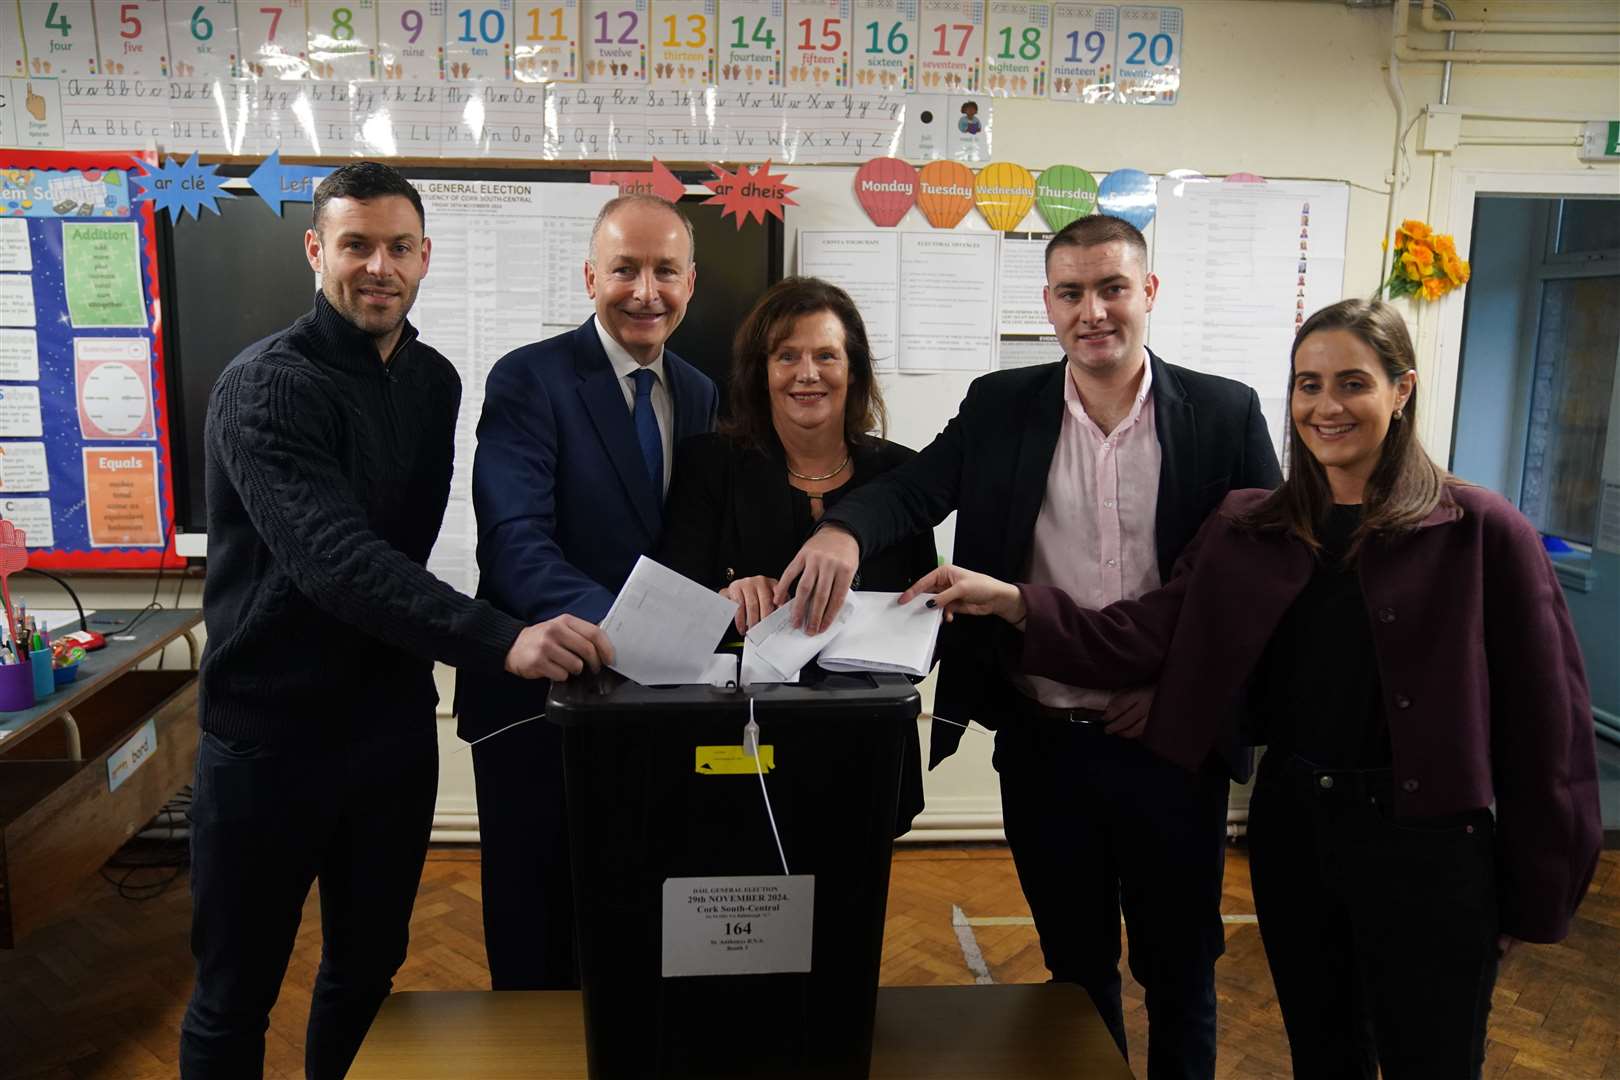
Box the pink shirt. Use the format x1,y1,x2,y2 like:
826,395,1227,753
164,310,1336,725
1014,358,1162,710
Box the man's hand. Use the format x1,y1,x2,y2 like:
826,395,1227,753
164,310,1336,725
774,527,860,635
898,564,1024,624
504,615,615,680
722,575,778,634
1103,686,1155,739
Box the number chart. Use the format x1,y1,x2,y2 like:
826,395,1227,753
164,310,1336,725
1048,3,1112,102
984,0,1046,97
240,0,312,78
168,0,242,79
514,0,581,82
18,1,101,78
916,0,980,92
850,0,914,91
718,0,782,89
377,1,448,80
784,0,849,90
583,0,648,83
308,0,378,81
446,1,514,79
1115,3,1176,104
90,1,171,78
649,0,716,87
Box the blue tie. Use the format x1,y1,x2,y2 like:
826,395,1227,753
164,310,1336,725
630,368,663,493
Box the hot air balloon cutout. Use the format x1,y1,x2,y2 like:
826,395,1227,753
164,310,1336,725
701,161,799,228
854,158,919,227
973,162,1036,232
916,161,977,229
1096,167,1157,231
1034,165,1098,232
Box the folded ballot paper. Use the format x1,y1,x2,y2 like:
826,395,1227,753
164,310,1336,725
600,557,739,685
743,592,943,684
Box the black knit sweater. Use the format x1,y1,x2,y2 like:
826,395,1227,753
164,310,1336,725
199,293,524,742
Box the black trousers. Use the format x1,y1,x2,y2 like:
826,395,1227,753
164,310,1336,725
994,717,1229,1080
470,716,579,989
179,724,439,1080
1247,751,1500,1080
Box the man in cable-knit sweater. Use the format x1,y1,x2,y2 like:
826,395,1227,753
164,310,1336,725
180,163,612,1080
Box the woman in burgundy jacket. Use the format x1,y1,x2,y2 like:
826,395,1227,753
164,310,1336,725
902,299,1601,1080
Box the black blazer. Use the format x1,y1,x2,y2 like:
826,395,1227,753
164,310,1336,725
821,351,1282,771
656,432,939,833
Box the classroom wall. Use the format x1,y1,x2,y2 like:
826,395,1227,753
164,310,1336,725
23,1,1614,841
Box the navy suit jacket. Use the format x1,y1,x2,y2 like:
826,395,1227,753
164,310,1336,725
454,318,717,741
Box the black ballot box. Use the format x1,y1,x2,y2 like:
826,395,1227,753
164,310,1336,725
547,667,922,1079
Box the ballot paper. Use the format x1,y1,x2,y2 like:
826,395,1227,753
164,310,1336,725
816,593,943,677
600,557,739,686
743,591,942,681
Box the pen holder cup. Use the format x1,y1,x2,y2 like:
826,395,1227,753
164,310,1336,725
30,653,54,701
0,661,36,712
53,661,80,687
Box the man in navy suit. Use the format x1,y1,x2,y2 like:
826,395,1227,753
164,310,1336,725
457,194,718,989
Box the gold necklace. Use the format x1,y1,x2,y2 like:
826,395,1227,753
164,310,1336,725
785,453,850,482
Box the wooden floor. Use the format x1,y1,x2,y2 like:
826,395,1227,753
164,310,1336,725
2,844,1617,1079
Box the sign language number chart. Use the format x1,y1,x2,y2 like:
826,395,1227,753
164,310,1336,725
1115,4,1176,104
1048,3,1113,102
445,1,514,79
718,0,784,89
584,0,649,83
91,1,171,78
515,0,583,82
850,0,914,91
916,0,981,92
784,0,849,90
984,0,1046,97
650,0,717,86
168,0,243,79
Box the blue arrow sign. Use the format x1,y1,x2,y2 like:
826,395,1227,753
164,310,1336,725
247,150,333,217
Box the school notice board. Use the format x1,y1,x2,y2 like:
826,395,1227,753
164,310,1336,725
0,147,181,568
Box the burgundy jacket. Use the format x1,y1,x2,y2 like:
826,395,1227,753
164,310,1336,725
1018,485,1600,944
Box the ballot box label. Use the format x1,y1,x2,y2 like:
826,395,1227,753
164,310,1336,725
662,874,814,977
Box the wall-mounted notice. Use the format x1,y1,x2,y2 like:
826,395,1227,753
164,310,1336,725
799,229,900,367
308,0,380,81
719,0,785,88
651,0,718,85
75,337,156,440
240,0,313,79
91,0,172,79
984,0,1048,97
0,442,50,492
82,445,162,546
0,384,43,437
377,1,448,81
63,221,147,329
785,0,851,89
0,329,39,381
917,0,982,92
898,230,996,371
18,0,100,78
1049,4,1115,102
1148,177,1349,458
585,0,651,83
0,275,38,327
515,0,584,81
168,0,244,80
1116,4,1178,105
0,496,55,547
851,0,916,91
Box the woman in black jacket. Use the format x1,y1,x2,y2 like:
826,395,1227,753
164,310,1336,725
656,276,937,833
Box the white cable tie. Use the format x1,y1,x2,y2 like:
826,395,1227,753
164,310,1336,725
929,714,995,738
456,711,546,752
750,696,790,877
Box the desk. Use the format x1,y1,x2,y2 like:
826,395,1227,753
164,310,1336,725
0,609,202,947
350,985,1134,1079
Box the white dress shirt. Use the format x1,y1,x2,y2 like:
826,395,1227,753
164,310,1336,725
595,315,674,494
1013,356,1163,710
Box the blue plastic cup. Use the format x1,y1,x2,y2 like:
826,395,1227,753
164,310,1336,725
29,652,53,701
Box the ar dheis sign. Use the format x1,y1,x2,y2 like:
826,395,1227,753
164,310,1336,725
661,875,815,977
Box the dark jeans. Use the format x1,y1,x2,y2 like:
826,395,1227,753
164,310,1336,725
1247,751,1500,1080
179,725,439,1080
470,715,579,990
994,717,1229,1080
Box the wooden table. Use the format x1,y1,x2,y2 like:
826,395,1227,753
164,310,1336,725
0,609,202,947
350,984,1134,1079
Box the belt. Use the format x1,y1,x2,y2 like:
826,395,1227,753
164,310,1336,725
1012,694,1107,727
1263,752,1395,804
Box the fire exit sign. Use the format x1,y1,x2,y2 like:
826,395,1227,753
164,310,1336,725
1579,121,1620,162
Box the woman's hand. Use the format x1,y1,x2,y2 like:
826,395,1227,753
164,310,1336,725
899,565,1026,625
722,576,780,634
